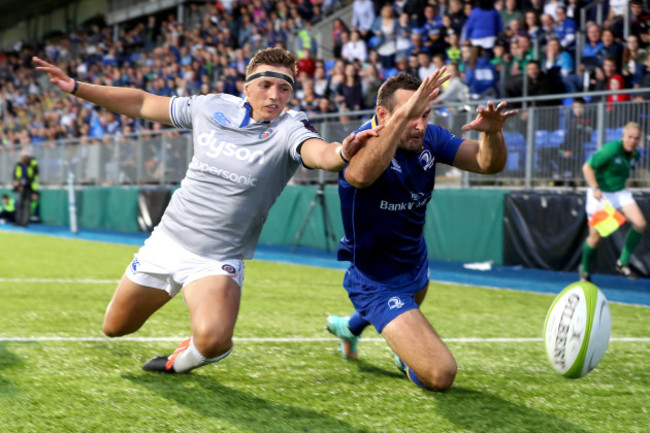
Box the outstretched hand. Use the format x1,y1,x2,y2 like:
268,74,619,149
341,125,384,160
32,56,76,94
461,101,518,133
399,67,450,120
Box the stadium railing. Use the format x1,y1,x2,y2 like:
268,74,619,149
1,88,649,190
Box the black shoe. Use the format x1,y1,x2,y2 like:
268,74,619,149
142,355,177,373
579,270,591,282
142,337,190,373
615,261,638,281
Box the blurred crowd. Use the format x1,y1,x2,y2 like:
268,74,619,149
0,0,648,152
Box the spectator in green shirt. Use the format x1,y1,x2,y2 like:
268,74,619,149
580,122,646,281
500,0,524,30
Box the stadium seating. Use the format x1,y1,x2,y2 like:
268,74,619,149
503,131,526,173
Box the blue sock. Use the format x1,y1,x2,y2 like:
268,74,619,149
348,311,370,336
406,366,427,389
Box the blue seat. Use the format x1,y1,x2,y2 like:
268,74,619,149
504,131,526,149
605,128,619,142
383,67,398,79
504,132,526,172
323,59,336,76
583,141,597,160
549,129,565,148
435,107,450,118
506,151,521,171
616,126,624,138
535,130,549,148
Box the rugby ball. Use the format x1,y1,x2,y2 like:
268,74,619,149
543,281,611,378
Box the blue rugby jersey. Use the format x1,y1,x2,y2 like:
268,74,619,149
337,116,464,282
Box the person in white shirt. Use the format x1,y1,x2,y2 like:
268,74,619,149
417,52,437,81
351,0,376,40
342,30,369,63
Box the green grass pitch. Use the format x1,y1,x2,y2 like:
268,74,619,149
0,232,648,432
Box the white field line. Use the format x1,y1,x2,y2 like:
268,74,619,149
0,278,118,284
0,336,648,343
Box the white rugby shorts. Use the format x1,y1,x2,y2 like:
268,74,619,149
125,229,245,297
586,188,636,219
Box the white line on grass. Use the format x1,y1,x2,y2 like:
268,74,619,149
1,336,648,343
0,278,117,284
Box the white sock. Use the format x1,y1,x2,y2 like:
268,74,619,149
172,338,233,373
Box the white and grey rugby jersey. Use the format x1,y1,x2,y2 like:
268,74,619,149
157,93,322,260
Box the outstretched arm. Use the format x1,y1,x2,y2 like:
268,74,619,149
32,56,172,125
345,69,449,188
299,126,383,172
452,101,518,174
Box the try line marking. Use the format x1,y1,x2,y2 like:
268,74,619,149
0,337,649,343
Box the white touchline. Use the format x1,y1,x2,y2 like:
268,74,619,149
0,278,118,284
0,337,649,343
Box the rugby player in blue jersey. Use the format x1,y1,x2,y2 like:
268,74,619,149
326,72,517,391
33,49,444,375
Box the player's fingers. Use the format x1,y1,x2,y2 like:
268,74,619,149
36,66,59,77
430,66,445,85
358,127,381,139
436,72,451,87
32,56,47,66
461,120,477,131
496,101,507,111
422,74,434,92
429,87,441,100
341,132,355,146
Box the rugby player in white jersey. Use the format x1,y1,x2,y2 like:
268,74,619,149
33,48,449,374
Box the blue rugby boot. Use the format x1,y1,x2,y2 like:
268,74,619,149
393,351,406,374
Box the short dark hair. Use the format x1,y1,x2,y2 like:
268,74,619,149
376,73,421,113
245,47,298,79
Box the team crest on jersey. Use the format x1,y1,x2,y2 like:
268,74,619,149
419,149,435,171
259,128,274,139
387,297,405,310
222,264,237,274
410,192,426,202
390,159,402,172
130,258,140,273
212,112,232,127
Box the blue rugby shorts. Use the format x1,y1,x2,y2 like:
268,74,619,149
343,259,430,333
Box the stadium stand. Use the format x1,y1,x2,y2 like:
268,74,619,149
0,0,647,188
